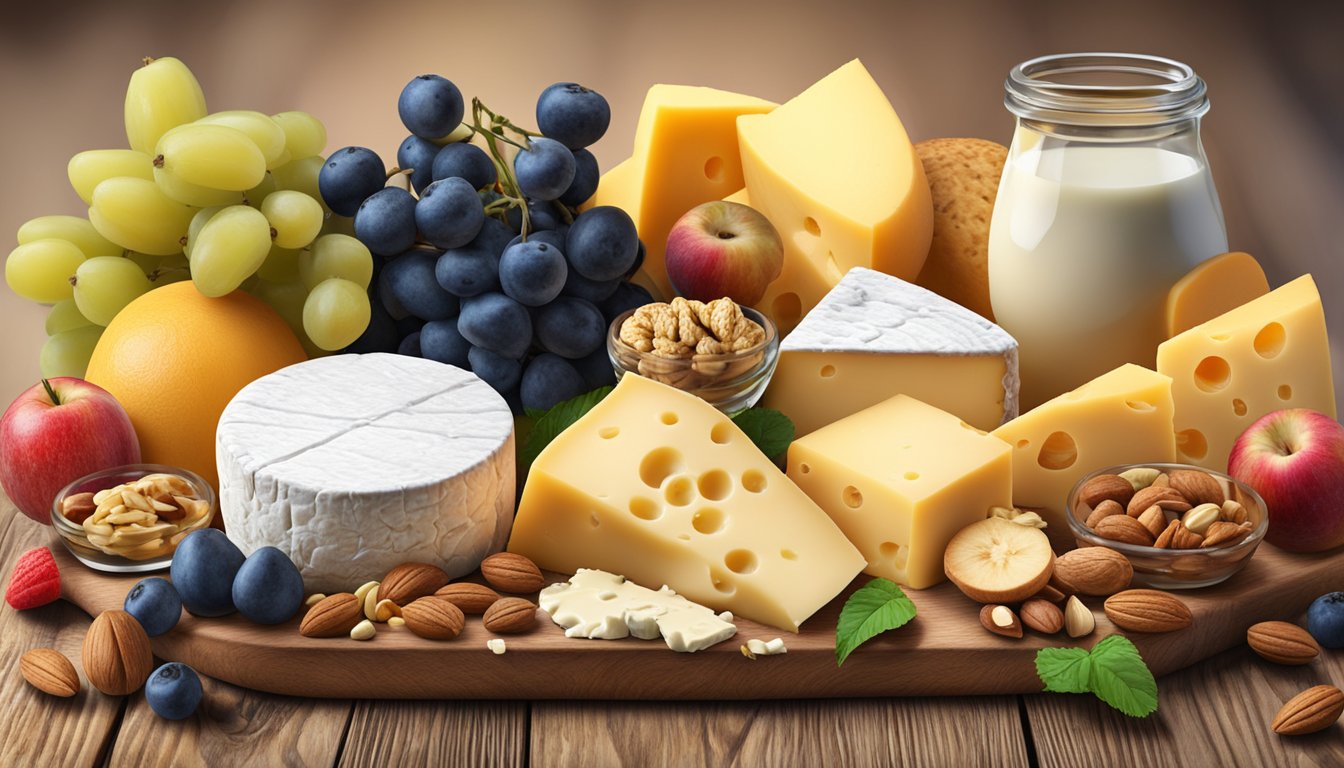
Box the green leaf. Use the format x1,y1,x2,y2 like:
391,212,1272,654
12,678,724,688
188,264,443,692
835,578,917,666
732,408,795,459
1034,647,1093,694
519,386,613,467
1088,635,1159,717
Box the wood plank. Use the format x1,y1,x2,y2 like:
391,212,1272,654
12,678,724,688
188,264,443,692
337,701,527,767
531,697,1029,767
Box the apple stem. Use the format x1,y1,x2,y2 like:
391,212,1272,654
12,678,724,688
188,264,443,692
40,378,60,406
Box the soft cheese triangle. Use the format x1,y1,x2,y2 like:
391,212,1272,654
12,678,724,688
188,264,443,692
763,267,1019,438
216,353,515,593
508,373,865,632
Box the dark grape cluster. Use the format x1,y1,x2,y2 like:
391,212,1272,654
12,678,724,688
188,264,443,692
323,75,653,413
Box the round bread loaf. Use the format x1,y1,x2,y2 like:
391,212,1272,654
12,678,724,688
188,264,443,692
913,137,1008,321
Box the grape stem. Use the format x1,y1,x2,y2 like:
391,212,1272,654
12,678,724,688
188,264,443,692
471,98,532,239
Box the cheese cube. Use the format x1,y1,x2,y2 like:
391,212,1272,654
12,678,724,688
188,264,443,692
762,267,1019,437
738,59,933,334
787,395,1012,589
508,374,865,632
992,364,1176,549
1157,274,1336,469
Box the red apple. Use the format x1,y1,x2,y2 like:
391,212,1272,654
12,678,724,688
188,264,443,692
1228,408,1344,552
665,201,783,305
0,378,141,524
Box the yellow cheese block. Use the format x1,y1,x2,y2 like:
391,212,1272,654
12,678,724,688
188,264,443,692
1166,251,1270,337
738,59,933,334
591,86,777,300
507,374,865,632
992,364,1177,549
788,395,1012,589
1156,274,1336,469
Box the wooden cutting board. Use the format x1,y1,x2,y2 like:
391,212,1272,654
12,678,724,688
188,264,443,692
53,539,1341,700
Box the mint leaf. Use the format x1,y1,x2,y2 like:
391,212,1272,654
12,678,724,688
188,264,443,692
835,578,917,666
520,387,613,467
1088,635,1159,717
1034,647,1093,694
732,408,795,459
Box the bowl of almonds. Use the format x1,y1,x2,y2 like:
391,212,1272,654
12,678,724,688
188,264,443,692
51,463,216,573
1066,463,1268,589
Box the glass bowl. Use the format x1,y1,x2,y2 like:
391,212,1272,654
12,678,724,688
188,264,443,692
607,306,780,413
51,463,217,574
1066,463,1268,589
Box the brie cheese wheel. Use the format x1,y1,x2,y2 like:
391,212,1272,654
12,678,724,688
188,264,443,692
216,353,515,592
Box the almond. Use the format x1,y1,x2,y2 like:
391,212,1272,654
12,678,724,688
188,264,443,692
1127,486,1190,517
1202,521,1252,548
1171,522,1204,549
1104,589,1193,633
1220,499,1249,525
1094,514,1156,546
1181,503,1221,536
1084,499,1125,530
979,604,1022,638
1033,583,1067,603
1052,547,1133,596
20,648,80,697
1168,469,1224,506
1153,518,1181,548
1020,598,1063,634
1136,506,1167,539
299,593,363,638
482,597,539,634
1063,596,1095,639
435,582,502,615
480,552,546,594
1078,474,1135,509
1271,685,1344,736
82,610,153,696
1247,621,1320,666
401,595,465,640
1151,473,1171,488
1119,467,1161,491
379,562,451,605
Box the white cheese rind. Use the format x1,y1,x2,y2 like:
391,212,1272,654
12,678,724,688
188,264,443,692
216,353,515,593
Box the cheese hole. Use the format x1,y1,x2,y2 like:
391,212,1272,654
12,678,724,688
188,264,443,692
639,447,685,488
599,591,618,601
599,426,619,439
1125,400,1155,412
1210,333,1232,342
629,497,661,521
771,293,802,330
1194,356,1231,393
1016,439,1030,449
678,534,691,542
709,567,735,594
819,365,836,378
879,541,900,561
803,217,821,237
1037,431,1078,471
660,412,679,426
704,156,725,182
589,512,601,528
1177,429,1208,461
780,549,798,560
842,486,863,509
710,421,733,445
1232,398,1248,417
742,470,767,493
903,471,919,481
664,476,695,506
692,507,725,534
798,463,811,475
724,549,758,575
1278,384,1293,400
1253,322,1286,359
697,470,732,501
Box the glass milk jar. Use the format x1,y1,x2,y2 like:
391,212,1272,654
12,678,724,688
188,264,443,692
988,53,1228,409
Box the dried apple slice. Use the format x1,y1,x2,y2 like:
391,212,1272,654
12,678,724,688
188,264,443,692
944,517,1055,603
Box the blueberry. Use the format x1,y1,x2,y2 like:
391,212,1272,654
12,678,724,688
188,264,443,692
1307,591,1344,649
572,346,617,390
566,206,638,280
342,295,399,353
416,178,485,250
521,353,588,412
382,250,459,320
318,146,385,217
561,268,620,303
354,187,418,256
231,546,305,625
396,135,439,194
398,74,464,140
468,346,523,395
419,319,472,368
499,240,567,307
435,246,500,298
397,330,422,357
170,529,245,618
145,662,203,720
458,293,533,359
513,137,575,202
536,82,610,150
558,148,600,207
431,142,497,190
598,281,655,322
124,577,182,637
535,297,605,359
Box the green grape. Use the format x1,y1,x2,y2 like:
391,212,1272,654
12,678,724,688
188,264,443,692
257,244,301,283
45,299,94,335
72,256,153,325
301,234,373,289
184,206,224,260
261,190,324,249
5,239,86,303
40,325,103,378
271,155,324,204
67,150,154,205
271,111,327,159
152,165,244,207
17,215,121,258
190,205,271,297
88,176,197,256
196,110,287,168
244,171,277,208
319,213,357,238
124,56,207,155
154,123,266,192
124,252,160,274
303,277,370,351
248,278,323,357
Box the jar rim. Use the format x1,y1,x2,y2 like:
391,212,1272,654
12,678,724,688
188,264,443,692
1006,52,1209,127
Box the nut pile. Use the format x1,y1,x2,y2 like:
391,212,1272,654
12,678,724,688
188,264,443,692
1076,468,1253,549
616,297,766,389
62,473,210,560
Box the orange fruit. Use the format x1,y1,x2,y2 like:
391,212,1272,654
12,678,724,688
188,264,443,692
85,281,306,489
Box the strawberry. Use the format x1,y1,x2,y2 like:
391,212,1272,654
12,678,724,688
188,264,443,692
5,547,61,610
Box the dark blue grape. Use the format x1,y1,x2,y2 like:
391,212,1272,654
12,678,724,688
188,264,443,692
627,239,646,279
566,206,638,280
394,315,424,336
398,74,464,140
521,353,587,412
355,187,418,256
535,297,605,359
475,216,516,256
467,346,522,395
536,82,611,150
318,146,385,217
573,346,617,390
558,148,600,207
561,267,620,302
506,229,566,252
499,240,567,307
599,281,655,322
416,178,485,249
419,319,471,368
232,547,304,625
506,200,564,234
396,135,439,194
342,292,400,353
123,578,182,638
513,137,575,201
458,292,532,359
146,663,203,721
432,142,497,190
382,249,459,320
397,330,422,357
378,265,409,320
435,244,500,298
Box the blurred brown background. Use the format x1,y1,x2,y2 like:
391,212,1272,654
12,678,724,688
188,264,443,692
1,0,1341,404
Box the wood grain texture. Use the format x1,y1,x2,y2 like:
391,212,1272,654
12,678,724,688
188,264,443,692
338,701,527,767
